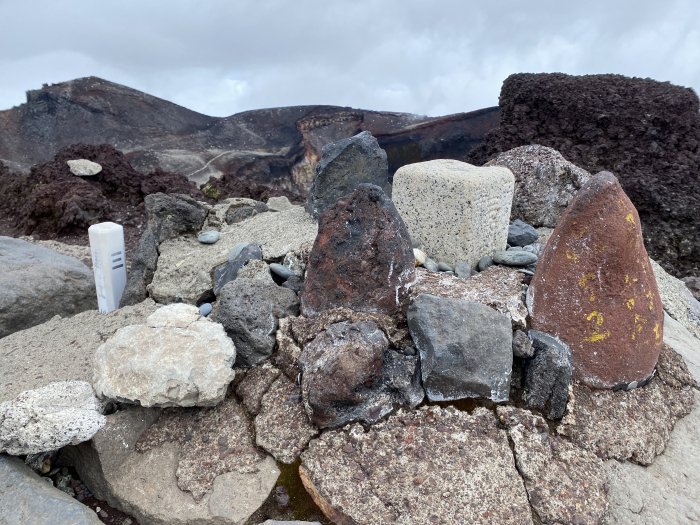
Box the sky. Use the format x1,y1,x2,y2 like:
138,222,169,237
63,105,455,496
1,0,699,118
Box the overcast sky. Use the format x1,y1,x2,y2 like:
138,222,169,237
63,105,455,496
1,0,699,117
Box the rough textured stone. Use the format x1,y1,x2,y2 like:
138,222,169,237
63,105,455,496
651,258,700,339
507,219,539,246
0,455,102,524
148,206,317,304
528,172,664,389
663,312,700,382
274,317,305,381
407,294,512,402
237,259,274,282
0,237,97,338
523,330,573,419
255,375,319,463
236,362,282,415
0,299,158,403
266,196,295,212
498,406,609,525
94,304,236,407
491,145,592,228
300,184,415,317
121,193,208,307
300,406,533,525
682,276,700,301
225,200,269,224
299,320,423,428
67,158,103,176
410,266,528,330
305,131,389,220
557,345,694,465
63,400,278,525
392,159,514,268
512,329,533,358
216,279,299,367
1,381,105,455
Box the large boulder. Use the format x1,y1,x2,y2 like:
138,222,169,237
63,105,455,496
299,320,423,428
120,193,208,307
0,455,102,524
305,131,389,220
0,299,158,404
93,303,236,407
407,294,513,402
215,279,299,367
392,159,514,268
300,184,414,317
1,381,105,455
0,237,97,338
468,73,700,277
528,172,664,389
491,145,591,228
300,406,533,524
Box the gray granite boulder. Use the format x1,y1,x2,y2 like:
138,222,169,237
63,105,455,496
407,294,513,402
299,320,423,428
305,131,389,220
0,454,102,524
120,193,208,307
1,381,105,455
215,279,299,367
0,237,97,338
524,330,573,419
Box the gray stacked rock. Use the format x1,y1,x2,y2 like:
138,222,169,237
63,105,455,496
305,131,389,221
523,330,573,419
407,294,513,402
213,242,263,295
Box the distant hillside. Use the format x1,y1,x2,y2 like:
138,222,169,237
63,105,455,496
0,77,500,189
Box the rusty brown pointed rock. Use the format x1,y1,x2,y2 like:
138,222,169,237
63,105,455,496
527,171,663,389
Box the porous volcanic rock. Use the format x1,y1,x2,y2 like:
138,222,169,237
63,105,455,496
651,258,700,339
497,406,609,525
557,345,694,466
491,145,591,228
392,159,515,268
0,237,97,338
527,172,664,389
254,375,319,463
300,405,533,525
93,303,236,407
467,73,700,277
305,131,389,220
299,320,423,428
236,362,282,415
0,381,105,455
663,313,700,382
300,184,415,317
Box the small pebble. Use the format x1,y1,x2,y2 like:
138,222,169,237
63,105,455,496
477,255,494,272
492,250,538,267
437,261,453,272
454,260,472,278
626,380,638,391
217,436,228,447
413,249,426,266
402,346,417,356
424,259,439,272
269,263,295,281
197,230,220,244
199,303,213,316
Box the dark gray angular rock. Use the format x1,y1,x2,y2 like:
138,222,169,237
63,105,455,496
508,220,539,246
299,320,423,428
0,237,97,338
524,330,573,419
281,275,303,294
215,279,299,367
213,243,262,295
493,250,538,266
407,294,513,402
305,131,389,220
0,455,102,524
120,193,208,307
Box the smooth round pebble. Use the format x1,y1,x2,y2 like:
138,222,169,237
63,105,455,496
197,230,220,244
413,248,426,266
507,246,524,251
424,259,439,272
437,261,453,272
492,250,538,267
199,303,213,316
454,260,472,278
269,263,295,281
477,255,494,272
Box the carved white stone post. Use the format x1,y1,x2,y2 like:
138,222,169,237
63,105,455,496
88,222,127,313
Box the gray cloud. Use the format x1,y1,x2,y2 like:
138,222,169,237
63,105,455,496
1,0,698,116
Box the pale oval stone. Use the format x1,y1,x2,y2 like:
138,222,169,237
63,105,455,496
197,230,220,244
493,250,538,266
67,159,102,176
413,248,426,266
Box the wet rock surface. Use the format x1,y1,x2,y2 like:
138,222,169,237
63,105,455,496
300,184,415,317
498,406,609,525
557,345,695,465
528,171,664,389
300,405,533,525
407,294,512,402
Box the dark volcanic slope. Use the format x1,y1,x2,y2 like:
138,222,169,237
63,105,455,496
0,77,500,189
468,73,700,278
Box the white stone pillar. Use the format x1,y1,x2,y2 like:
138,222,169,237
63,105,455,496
88,222,127,313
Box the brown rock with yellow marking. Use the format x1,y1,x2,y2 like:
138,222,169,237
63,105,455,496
527,171,663,389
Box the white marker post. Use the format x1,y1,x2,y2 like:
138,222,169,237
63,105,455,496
88,222,128,313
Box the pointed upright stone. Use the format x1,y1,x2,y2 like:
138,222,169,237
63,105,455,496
300,184,414,317
527,172,664,389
